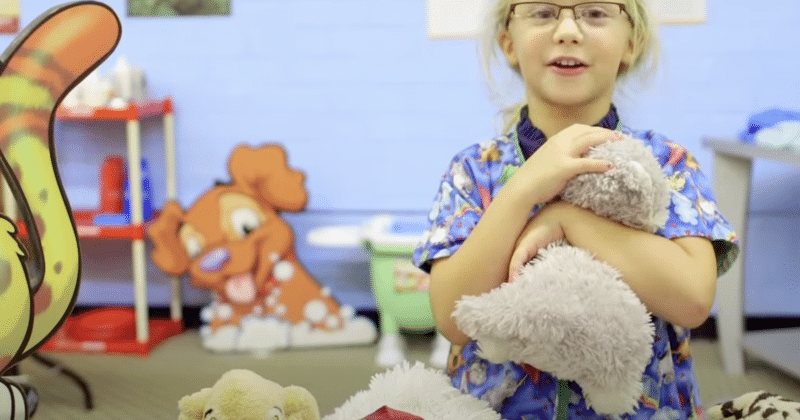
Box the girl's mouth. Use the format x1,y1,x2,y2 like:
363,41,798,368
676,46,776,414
551,59,585,68
549,58,588,76
550,64,587,76
547,57,587,73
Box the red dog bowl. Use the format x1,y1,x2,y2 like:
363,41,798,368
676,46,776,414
67,307,136,341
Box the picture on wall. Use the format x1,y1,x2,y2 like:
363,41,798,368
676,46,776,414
128,0,230,17
0,0,20,34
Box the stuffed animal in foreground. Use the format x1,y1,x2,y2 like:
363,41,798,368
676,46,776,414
324,361,500,420
177,369,320,420
706,391,800,420
178,363,501,420
453,135,672,415
180,367,800,420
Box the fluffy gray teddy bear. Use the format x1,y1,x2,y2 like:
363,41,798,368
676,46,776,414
452,135,672,415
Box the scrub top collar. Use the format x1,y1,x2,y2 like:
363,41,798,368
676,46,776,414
517,104,620,159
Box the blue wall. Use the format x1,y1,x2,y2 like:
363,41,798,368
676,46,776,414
2,0,798,315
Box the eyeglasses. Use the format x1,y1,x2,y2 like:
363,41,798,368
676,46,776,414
505,2,630,29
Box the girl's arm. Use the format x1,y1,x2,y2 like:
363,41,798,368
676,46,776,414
428,125,619,345
512,201,718,329
429,182,541,345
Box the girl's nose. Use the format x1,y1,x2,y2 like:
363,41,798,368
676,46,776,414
552,11,584,44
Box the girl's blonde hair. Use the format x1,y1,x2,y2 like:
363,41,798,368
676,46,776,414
480,0,660,132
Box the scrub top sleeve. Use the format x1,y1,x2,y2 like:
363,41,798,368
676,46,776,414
656,146,740,277
414,149,486,274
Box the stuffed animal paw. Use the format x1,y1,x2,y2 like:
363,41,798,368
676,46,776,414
454,242,655,414
453,135,671,415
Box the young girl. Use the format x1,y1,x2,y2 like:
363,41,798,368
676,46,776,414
413,1,739,419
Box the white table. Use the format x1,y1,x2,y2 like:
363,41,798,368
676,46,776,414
703,138,800,378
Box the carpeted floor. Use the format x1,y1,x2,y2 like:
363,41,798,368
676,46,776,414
13,330,800,419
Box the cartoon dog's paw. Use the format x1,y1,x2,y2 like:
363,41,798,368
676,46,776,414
199,325,239,352
292,315,377,348
200,302,234,324
236,315,291,352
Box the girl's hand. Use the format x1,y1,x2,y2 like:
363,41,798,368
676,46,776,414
508,202,567,281
512,124,620,206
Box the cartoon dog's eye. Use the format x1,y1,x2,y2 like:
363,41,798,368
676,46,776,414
231,208,261,239
183,237,202,259
267,407,285,420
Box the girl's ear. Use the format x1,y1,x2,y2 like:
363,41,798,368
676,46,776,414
624,37,635,65
498,30,520,70
619,37,636,76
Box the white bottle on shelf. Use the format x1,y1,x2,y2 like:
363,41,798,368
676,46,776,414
112,56,134,102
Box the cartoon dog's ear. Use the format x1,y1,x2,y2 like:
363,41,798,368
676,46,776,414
227,144,308,212
147,200,190,276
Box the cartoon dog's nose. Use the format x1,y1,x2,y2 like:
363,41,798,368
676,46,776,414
199,248,230,273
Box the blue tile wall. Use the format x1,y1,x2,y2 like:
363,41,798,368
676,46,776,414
2,0,797,314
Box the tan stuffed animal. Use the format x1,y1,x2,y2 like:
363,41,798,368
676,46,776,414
177,369,320,420
182,363,501,420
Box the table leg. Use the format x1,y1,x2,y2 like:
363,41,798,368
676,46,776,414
126,119,149,343
163,110,181,322
132,239,149,343
170,276,182,322
712,152,752,376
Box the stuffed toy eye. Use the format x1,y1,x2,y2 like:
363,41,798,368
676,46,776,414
230,207,261,239
266,407,285,420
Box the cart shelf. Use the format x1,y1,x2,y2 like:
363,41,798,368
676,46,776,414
15,210,156,240
56,98,173,121
10,96,181,351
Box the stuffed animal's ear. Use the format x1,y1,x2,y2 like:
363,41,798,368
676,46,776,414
283,385,320,420
147,200,190,275
560,136,670,232
177,387,212,420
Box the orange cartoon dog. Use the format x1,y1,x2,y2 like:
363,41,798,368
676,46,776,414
148,144,376,352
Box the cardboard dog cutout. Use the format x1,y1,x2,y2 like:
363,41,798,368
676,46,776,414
0,3,121,418
148,144,377,352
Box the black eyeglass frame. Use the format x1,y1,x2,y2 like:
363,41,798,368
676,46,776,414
504,2,631,29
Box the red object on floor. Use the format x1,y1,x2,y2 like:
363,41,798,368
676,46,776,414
362,406,424,420
40,308,184,356
67,307,136,341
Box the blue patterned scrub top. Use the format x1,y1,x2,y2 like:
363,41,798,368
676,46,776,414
413,106,739,420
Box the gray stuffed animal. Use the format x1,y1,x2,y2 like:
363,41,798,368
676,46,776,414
453,135,672,415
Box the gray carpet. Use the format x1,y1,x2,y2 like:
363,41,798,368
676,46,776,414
13,331,800,419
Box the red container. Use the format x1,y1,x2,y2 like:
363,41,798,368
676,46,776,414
99,156,125,213
67,307,136,341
